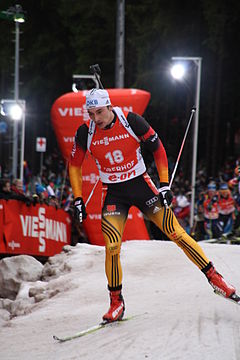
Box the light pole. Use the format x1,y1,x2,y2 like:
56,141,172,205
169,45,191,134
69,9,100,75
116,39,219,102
115,0,125,87
19,100,26,182
171,56,202,229
0,99,26,182
0,5,25,179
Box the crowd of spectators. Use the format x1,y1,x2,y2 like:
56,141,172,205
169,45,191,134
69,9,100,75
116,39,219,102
173,162,239,242
0,149,88,245
1,149,240,244
147,157,240,242
192,167,240,242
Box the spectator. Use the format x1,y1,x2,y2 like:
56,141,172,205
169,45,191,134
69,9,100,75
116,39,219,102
192,192,207,241
48,195,60,209
203,182,221,239
0,178,12,199
231,165,240,237
0,178,31,204
11,178,24,195
173,190,190,233
218,182,235,238
35,183,49,204
47,182,55,197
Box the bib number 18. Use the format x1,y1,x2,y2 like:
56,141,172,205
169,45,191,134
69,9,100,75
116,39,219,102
105,150,124,164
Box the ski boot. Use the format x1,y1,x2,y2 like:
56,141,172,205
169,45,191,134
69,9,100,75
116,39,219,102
102,290,125,323
204,262,236,299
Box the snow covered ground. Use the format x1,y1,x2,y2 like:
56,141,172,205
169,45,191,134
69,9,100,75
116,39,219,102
1,240,240,360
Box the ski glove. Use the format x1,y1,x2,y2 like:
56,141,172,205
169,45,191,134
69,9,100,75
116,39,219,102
73,197,87,223
158,184,173,207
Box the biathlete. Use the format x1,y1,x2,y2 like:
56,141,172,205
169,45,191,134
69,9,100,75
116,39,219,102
69,88,239,323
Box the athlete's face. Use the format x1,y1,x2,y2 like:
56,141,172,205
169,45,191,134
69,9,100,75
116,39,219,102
88,106,114,129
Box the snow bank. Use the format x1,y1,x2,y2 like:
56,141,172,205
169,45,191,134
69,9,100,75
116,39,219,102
0,255,43,300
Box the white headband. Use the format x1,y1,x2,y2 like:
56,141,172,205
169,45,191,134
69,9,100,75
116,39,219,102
86,88,111,109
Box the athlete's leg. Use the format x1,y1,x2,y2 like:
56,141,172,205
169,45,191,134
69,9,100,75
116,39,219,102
148,207,210,269
101,191,129,322
101,197,129,291
146,206,236,297
134,173,210,269
125,173,237,299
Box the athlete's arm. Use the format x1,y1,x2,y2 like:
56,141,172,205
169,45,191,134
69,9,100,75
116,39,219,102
127,112,169,184
68,124,88,198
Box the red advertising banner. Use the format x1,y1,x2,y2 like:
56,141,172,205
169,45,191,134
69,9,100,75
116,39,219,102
51,88,151,245
0,200,72,257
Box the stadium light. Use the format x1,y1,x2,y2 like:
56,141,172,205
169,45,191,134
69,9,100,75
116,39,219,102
0,99,26,182
1,100,23,120
170,63,186,80
9,103,23,121
0,4,25,23
171,56,202,230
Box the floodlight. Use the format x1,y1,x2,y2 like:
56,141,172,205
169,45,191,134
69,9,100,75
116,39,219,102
170,63,185,80
0,100,23,120
9,103,23,120
14,13,25,23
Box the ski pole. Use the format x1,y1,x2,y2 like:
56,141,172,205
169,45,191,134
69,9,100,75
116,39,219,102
85,178,100,207
84,64,104,207
169,107,196,189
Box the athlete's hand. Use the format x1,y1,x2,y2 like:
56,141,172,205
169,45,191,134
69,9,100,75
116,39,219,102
158,184,173,208
73,197,87,223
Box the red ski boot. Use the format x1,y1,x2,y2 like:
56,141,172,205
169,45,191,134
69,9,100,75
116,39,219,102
205,263,236,298
102,290,125,323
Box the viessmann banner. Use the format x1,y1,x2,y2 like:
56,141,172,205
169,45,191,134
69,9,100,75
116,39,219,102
0,200,72,256
51,89,151,245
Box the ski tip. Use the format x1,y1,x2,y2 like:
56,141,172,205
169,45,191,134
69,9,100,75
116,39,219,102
229,292,240,304
53,335,62,342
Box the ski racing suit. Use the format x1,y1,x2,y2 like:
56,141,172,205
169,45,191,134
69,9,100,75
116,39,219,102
69,107,210,291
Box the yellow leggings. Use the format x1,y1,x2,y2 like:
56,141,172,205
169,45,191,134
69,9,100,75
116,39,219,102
101,206,209,290
101,174,210,290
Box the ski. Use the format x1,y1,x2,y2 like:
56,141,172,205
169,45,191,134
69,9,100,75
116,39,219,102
53,315,137,343
214,290,240,305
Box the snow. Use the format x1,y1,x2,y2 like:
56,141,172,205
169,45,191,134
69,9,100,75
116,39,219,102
1,240,240,360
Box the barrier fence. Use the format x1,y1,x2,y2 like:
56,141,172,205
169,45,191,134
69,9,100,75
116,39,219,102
0,200,72,257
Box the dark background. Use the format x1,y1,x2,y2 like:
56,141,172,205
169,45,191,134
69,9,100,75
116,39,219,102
0,0,240,179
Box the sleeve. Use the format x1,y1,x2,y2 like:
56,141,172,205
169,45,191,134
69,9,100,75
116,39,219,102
127,112,169,184
68,124,88,198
